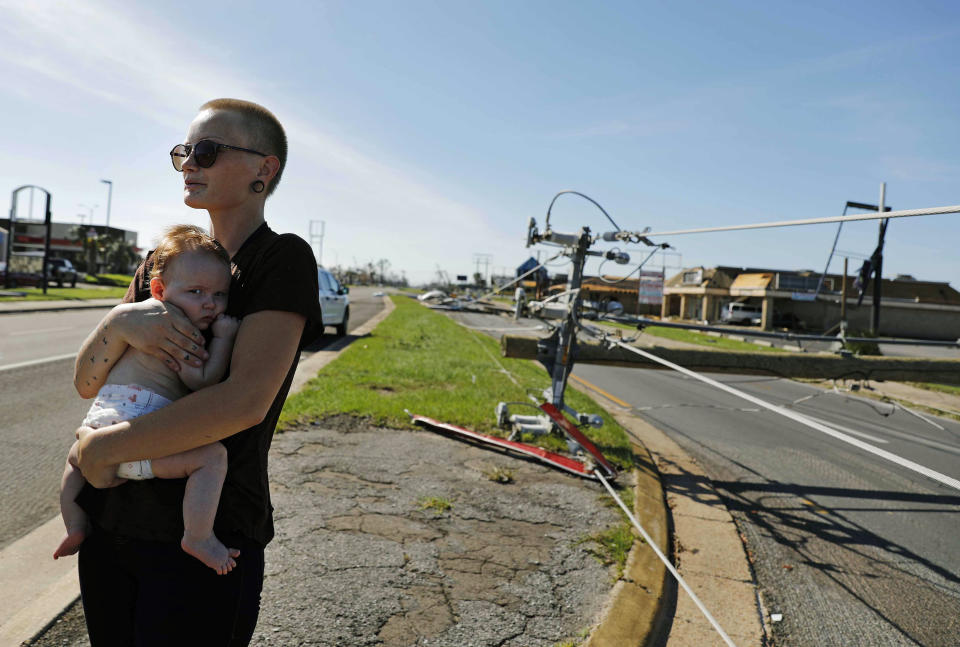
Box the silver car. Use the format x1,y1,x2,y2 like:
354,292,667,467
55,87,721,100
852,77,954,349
317,267,349,336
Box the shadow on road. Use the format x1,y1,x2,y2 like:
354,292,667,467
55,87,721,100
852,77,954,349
644,441,960,646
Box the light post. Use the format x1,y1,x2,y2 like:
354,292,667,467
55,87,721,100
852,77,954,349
100,180,112,229
78,203,98,224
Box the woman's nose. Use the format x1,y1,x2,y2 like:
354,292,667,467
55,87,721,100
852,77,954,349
181,148,199,172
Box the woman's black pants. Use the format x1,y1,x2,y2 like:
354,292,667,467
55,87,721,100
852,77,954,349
77,527,264,646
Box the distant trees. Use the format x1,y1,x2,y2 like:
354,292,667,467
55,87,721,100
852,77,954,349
326,258,407,287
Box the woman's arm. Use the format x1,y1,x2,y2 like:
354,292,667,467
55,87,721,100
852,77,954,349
74,300,207,398
75,310,306,487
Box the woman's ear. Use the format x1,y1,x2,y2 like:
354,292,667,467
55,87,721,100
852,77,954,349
257,155,281,183
149,276,165,301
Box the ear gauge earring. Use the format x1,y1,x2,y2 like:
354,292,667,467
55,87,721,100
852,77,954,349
250,180,265,194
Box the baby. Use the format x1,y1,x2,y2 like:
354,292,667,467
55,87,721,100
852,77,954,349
54,224,240,574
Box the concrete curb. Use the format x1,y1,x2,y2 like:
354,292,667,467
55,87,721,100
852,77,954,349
0,295,395,646
620,414,765,645
574,376,765,646
0,518,80,647
586,434,672,647
290,295,395,393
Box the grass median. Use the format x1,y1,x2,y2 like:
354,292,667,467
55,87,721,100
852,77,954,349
281,296,635,468
0,286,127,301
601,319,787,352
89,273,136,287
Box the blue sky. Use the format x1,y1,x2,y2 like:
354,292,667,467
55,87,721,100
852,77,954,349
0,0,958,286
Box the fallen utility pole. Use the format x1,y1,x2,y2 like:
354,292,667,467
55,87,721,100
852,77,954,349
501,334,960,385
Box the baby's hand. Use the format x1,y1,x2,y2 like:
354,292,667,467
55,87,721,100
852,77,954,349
211,314,240,339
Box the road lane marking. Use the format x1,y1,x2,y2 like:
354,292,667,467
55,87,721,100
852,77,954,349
569,373,632,408
9,326,75,336
799,410,960,455
593,333,960,492
0,353,77,372
868,426,960,456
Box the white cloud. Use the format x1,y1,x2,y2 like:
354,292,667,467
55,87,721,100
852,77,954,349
0,0,512,283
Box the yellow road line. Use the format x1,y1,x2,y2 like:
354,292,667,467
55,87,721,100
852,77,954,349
569,373,632,408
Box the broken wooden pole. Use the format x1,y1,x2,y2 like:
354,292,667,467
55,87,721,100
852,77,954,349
500,334,960,385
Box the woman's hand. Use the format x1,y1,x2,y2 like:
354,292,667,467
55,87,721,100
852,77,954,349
116,299,208,371
75,426,126,488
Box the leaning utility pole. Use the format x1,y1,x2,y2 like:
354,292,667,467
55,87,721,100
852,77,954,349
871,183,888,335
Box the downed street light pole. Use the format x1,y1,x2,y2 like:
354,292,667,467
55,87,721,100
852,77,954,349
500,333,960,384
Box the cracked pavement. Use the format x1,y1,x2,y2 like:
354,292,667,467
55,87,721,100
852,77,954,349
31,416,622,647
253,417,622,647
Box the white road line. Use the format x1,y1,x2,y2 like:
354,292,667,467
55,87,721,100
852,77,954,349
599,335,960,492
9,327,75,336
0,353,77,372
866,426,960,457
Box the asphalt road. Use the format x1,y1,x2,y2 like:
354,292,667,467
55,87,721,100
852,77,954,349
0,309,112,368
450,310,960,645
574,363,960,646
0,287,385,553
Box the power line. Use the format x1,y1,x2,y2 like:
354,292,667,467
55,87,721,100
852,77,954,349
640,204,960,238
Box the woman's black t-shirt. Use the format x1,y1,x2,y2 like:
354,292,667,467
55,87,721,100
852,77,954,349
76,223,323,547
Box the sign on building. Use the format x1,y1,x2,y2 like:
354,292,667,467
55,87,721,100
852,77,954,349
637,270,664,305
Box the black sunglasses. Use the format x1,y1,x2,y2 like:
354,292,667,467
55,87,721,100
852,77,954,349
169,139,267,171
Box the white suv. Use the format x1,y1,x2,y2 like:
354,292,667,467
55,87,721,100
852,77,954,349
721,302,762,325
318,267,350,336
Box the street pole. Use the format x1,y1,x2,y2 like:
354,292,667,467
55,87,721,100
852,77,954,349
5,191,15,289
101,180,113,229
41,193,52,295
309,220,325,265
841,257,848,337
871,183,887,335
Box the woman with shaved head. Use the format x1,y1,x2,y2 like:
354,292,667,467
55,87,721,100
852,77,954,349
71,99,322,645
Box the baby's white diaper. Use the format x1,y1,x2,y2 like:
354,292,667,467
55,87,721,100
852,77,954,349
82,384,173,481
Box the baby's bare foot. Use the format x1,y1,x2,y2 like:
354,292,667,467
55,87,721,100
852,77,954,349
181,534,240,575
53,527,86,560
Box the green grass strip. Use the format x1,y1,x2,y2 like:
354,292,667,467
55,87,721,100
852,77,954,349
0,286,126,301
280,296,636,470
907,382,960,397
601,320,786,352
89,273,135,287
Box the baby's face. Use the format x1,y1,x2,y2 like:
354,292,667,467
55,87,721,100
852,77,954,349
160,251,231,329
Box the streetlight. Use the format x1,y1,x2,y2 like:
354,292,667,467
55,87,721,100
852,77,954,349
100,179,112,229
78,203,98,224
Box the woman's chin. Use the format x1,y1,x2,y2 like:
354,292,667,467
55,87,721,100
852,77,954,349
183,192,207,209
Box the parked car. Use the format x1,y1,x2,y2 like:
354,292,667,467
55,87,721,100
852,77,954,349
318,267,349,336
1,257,78,288
720,302,762,325
46,258,78,287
